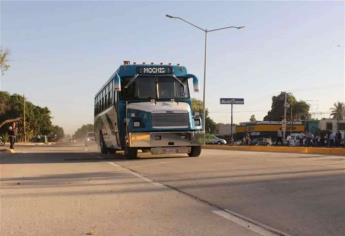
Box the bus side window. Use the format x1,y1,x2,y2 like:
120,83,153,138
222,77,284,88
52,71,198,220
108,91,111,106
97,94,101,113
102,89,106,110
110,81,113,105
101,96,103,112
106,84,110,107
109,83,112,106
105,94,108,109
96,96,98,114
97,97,100,114
94,98,96,115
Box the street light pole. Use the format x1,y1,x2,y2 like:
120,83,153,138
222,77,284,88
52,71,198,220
202,31,207,135
23,94,26,143
165,14,244,142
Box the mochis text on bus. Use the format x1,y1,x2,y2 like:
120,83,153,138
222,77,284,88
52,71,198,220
94,61,203,159
139,66,171,74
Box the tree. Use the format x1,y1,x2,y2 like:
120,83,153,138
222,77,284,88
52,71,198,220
264,92,310,121
0,91,62,141
0,49,10,75
249,114,256,122
330,102,345,120
73,124,94,140
0,91,10,114
191,98,216,133
50,125,64,141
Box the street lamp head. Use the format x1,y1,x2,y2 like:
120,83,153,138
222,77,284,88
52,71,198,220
236,26,245,29
165,14,175,19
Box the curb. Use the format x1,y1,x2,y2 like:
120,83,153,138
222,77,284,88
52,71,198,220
0,148,15,153
203,145,345,156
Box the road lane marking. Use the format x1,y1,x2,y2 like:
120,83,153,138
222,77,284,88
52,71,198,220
104,159,291,236
213,210,291,236
106,161,165,188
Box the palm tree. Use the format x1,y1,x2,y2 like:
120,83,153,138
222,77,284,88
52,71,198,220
0,49,10,75
330,102,345,121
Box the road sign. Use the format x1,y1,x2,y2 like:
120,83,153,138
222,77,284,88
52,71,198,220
220,98,244,105
219,98,245,142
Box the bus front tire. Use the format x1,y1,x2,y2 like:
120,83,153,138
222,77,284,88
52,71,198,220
100,142,107,154
124,147,138,159
188,146,201,157
100,136,109,154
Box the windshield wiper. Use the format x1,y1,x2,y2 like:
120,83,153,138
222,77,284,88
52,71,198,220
124,74,139,89
172,75,184,86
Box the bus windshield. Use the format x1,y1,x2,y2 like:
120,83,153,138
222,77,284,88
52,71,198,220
123,76,189,100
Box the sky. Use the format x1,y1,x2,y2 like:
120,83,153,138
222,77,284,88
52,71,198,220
1,0,344,134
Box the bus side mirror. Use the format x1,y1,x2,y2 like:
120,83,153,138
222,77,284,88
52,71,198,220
193,76,199,92
114,73,121,91
184,74,199,92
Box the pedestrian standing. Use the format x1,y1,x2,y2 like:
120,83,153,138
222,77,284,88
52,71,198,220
329,132,335,147
336,131,341,147
276,128,283,145
8,126,16,149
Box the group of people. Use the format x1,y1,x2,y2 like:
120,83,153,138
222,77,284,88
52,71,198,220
240,128,344,147
294,130,344,147
284,130,344,147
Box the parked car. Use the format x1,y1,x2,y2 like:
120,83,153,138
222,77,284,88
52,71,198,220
251,137,272,146
206,134,227,144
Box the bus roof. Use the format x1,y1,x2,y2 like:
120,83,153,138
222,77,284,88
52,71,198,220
95,63,191,97
115,64,189,78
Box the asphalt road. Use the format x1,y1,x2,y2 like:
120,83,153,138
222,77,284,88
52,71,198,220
1,145,344,236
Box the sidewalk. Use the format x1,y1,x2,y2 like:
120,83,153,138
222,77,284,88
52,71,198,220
0,142,53,153
204,145,345,156
0,146,15,153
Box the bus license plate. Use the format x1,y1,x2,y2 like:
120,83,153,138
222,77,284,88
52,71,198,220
163,147,177,154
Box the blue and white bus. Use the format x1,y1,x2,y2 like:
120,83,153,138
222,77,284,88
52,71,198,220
94,61,203,158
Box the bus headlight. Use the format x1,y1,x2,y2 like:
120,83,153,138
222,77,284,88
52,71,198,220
133,121,141,127
194,118,201,126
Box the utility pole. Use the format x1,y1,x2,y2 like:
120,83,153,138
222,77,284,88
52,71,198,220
283,92,288,143
230,103,233,141
290,106,293,134
23,94,26,143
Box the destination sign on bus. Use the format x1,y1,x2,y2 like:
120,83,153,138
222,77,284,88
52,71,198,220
137,66,172,75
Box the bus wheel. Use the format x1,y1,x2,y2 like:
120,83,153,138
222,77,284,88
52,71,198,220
124,146,138,159
107,148,116,154
188,146,201,157
100,137,108,154
141,148,150,153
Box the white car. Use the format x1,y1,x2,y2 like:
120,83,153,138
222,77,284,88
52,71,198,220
287,133,305,146
206,135,227,145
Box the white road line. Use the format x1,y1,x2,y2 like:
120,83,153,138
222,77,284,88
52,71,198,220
105,159,290,236
106,161,165,188
213,210,291,236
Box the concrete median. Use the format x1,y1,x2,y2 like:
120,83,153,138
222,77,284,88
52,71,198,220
204,145,345,156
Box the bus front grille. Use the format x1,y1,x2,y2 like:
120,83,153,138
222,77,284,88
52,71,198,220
152,113,189,128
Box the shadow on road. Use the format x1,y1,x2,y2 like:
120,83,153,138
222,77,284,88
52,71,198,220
0,151,189,164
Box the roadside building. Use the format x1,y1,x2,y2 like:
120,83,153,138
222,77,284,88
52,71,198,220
235,121,304,140
215,123,236,136
318,119,345,133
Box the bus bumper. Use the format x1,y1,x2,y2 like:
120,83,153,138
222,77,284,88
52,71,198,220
128,131,203,148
